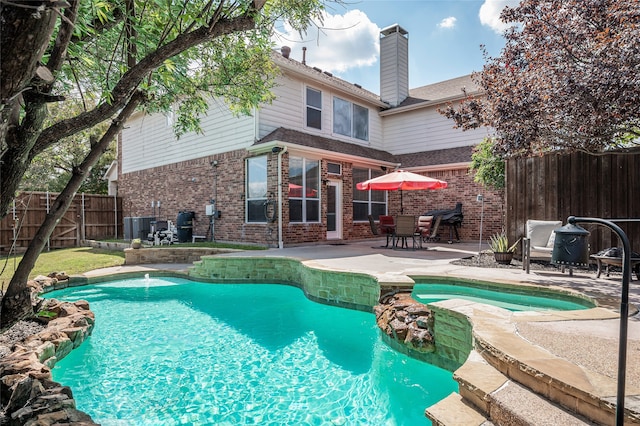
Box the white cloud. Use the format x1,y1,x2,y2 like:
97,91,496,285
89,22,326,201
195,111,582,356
479,0,519,34
272,9,379,74
438,16,457,29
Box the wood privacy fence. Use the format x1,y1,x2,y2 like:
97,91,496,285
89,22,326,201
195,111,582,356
506,148,640,255
0,192,123,253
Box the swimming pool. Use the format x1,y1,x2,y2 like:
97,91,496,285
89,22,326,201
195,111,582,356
49,277,458,425
411,281,595,312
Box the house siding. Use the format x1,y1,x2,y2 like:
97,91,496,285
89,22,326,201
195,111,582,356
380,25,409,107
121,98,255,174
259,74,384,151
382,107,488,155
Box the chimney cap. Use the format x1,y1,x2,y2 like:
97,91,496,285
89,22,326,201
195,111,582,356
380,24,408,37
281,46,291,58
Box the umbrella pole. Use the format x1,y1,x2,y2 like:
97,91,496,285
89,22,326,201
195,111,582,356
400,190,403,214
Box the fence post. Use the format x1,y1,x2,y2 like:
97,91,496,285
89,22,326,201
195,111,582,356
114,193,118,239
46,191,50,252
81,193,86,243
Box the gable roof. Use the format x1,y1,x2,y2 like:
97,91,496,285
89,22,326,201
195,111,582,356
271,50,387,108
394,75,481,109
253,127,472,168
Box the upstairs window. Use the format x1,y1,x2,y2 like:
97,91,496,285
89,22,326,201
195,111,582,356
306,87,322,130
333,97,369,141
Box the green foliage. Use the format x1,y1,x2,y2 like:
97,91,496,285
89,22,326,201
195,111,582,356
36,310,58,319
470,137,505,190
442,0,640,156
489,232,520,253
19,101,113,194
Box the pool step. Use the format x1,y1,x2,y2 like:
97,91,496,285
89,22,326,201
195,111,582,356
425,392,493,426
472,322,629,425
430,350,595,425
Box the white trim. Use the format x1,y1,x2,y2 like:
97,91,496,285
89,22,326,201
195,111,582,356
248,141,397,169
378,91,483,116
326,180,342,240
402,162,471,173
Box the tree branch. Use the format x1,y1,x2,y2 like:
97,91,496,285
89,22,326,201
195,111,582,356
34,13,260,154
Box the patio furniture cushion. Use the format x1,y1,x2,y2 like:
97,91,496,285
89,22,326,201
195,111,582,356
523,220,562,274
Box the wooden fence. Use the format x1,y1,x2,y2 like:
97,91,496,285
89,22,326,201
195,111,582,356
0,192,123,253
506,148,640,255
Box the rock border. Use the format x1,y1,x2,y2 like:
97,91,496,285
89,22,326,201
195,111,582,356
0,276,98,426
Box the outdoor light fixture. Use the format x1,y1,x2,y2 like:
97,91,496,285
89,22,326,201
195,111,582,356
551,216,631,426
271,146,283,154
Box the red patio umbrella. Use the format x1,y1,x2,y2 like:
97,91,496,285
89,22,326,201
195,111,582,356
356,169,448,214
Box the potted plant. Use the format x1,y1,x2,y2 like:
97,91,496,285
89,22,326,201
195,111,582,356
131,238,142,249
489,232,519,264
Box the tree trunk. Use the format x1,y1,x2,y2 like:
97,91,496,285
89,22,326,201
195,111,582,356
0,92,143,329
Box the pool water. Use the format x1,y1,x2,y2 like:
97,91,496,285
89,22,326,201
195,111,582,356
412,282,594,312
50,277,457,425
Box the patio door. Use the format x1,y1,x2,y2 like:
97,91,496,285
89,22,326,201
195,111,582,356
326,180,342,240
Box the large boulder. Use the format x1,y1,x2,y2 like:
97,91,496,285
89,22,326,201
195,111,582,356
374,291,435,354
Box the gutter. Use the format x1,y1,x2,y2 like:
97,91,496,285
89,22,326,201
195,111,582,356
276,145,287,249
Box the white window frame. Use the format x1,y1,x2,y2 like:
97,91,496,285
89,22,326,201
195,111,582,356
306,87,322,130
246,155,268,223
332,96,369,141
352,167,386,222
289,156,320,223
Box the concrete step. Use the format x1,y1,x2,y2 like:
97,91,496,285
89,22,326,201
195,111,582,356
445,350,597,425
425,392,493,426
489,381,596,426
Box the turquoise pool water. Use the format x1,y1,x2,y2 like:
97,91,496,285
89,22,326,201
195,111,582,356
412,282,594,312
49,277,457,425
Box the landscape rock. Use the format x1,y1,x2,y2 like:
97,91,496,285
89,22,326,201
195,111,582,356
375,291,436,354
0,292,98,426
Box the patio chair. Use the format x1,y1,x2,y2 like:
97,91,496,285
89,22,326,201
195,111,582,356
393,215,418,250
379,215,396,248
416,215,433,246
522,219,562,274
422,215,442,243
367,215,394,248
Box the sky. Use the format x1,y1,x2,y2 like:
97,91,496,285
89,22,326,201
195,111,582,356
273,0,520,94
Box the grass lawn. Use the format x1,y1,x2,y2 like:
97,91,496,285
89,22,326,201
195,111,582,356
0,247,125,291
0,242,265,292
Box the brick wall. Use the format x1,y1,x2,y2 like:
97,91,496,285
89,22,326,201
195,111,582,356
118,148,503,246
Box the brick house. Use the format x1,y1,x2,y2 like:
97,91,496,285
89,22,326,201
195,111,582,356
117,24,503,247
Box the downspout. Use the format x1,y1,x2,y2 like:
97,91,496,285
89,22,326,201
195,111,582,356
277,146,287,249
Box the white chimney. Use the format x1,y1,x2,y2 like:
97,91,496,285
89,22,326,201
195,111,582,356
379,24,409,107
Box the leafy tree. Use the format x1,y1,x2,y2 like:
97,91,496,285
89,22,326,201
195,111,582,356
441,0,640,156
20,102,113,194
0,0,329,327
470,137,505,190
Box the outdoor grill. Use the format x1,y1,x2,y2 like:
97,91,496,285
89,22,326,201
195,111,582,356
423,202,463,243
